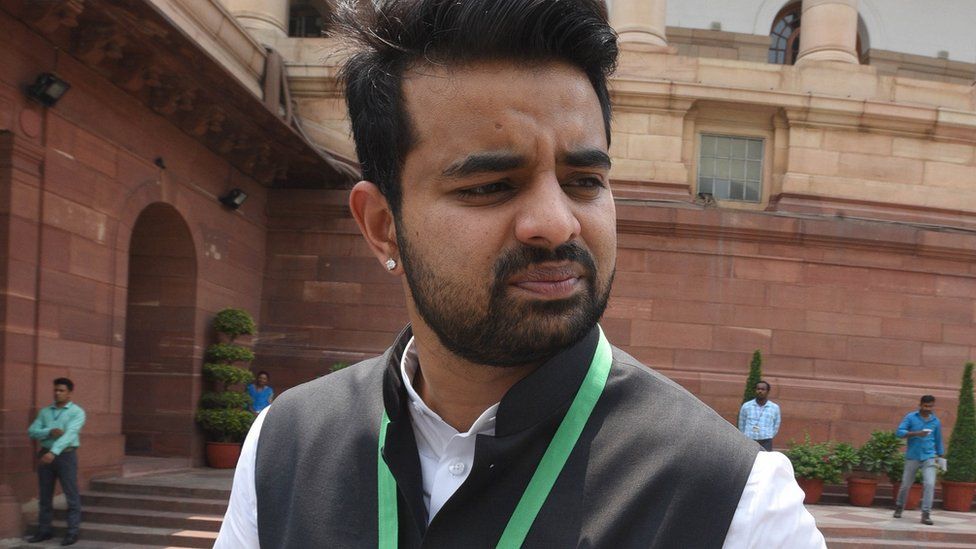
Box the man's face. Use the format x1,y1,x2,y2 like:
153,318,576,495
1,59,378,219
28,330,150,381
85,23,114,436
256,373,269,386
754,383,769,400
395,61,616,366
920,401,935,416
53,384,72,405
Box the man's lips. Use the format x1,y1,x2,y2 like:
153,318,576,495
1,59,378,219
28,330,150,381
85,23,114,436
508,264,586,298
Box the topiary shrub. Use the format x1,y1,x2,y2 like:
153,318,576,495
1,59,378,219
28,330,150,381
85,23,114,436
742,350,763,403
199,391,252,410
213,308,256,339
202,363,255,388
197,322,257,445
330,362,350,374
195,408,254,443
206,343,255,364
945,362,976,482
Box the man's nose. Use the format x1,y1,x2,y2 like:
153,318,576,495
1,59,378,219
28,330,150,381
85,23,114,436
513,176,581,249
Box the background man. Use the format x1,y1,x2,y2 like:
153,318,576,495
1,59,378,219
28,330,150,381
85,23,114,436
739,380,781,451
894,394,944,525
216,1,823,546
26,377,86,546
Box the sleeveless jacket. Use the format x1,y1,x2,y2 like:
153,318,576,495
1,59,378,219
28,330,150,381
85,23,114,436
256,326,758,548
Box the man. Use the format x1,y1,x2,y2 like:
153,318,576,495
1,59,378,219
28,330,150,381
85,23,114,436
894,395,944,525
738,380,781,451
216,1,823,546
26,378,86,546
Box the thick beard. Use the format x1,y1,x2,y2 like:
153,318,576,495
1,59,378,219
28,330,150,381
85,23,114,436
397,232,613,367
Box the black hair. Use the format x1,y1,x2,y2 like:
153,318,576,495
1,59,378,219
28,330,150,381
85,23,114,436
338,0,618,216
921,394,936,404
256,371,270,379
54,377,74,391
756,380,771,391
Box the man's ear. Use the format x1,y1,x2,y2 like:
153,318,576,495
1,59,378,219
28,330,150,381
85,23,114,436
349,181,400,273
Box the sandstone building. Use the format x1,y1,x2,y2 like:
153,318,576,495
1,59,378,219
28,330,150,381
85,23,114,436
0,0,973,534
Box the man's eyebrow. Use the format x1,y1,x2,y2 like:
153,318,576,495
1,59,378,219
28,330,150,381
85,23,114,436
562,148,612,170
441,151,525,178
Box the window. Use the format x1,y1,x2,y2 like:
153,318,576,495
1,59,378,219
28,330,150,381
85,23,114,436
698,135,764,202
768,3,801,65
288,3,324,37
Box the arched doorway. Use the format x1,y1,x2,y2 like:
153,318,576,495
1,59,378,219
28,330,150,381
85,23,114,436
122,203,199,459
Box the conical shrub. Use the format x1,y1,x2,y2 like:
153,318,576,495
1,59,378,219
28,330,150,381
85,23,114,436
742,350,763,403
945,362,976,482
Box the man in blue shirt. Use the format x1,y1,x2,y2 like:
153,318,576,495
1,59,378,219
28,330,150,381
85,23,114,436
738,380,781,451
26,378,86,546
894,394,944,525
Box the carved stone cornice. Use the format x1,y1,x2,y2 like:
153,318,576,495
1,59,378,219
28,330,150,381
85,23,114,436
2,0,352,188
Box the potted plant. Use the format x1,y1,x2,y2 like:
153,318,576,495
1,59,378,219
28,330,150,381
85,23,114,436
196,309,257,468
889,452,923,510
785,435,841,504
943,362,976,511
842,431,903,507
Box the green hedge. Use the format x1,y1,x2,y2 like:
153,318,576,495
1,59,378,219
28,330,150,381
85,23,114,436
206,343,255,364
202,363,254,386
213,308,256,337
199,391,252,410
195,408,254,443
742,350,762,403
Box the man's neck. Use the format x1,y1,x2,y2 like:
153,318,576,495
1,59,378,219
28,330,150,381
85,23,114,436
409,324,539,432
55,401,68,408
756,398,767,406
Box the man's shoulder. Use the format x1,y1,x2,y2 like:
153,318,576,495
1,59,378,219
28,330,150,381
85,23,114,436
264,354,387,425
607,345,749,441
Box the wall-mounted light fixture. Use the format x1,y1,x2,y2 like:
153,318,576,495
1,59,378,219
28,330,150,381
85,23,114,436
219,188,248,210
26,73,71,106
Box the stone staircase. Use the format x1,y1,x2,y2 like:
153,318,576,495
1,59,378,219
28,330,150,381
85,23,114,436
13,470,231,548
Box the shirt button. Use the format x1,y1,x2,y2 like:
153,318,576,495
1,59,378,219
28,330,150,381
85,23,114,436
449,462,466,476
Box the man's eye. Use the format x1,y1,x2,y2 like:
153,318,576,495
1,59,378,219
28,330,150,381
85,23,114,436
456,182,513,198
563,177,606,196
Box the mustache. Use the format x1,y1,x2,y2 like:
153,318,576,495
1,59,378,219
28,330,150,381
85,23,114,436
493,242,597,282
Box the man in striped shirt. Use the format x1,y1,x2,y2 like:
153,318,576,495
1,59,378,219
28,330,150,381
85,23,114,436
738,380,781,451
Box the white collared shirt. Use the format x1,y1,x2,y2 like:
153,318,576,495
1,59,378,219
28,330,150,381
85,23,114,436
215,337,825,548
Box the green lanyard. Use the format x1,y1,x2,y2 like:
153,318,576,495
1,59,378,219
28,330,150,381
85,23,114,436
377,327,613,548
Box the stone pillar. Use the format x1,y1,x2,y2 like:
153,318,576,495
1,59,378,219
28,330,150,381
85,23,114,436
796,0,859,64
610,0,668,48
221,0,288,38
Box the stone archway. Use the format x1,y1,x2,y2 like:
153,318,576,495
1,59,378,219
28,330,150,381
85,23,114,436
122,203,199,458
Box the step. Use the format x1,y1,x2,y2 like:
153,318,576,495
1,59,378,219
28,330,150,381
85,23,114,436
26,521,216,549
819,525,976,544
825,537,976,549
81,491,229,514
4,538,162,549
89,479,230,500
54,506,223,532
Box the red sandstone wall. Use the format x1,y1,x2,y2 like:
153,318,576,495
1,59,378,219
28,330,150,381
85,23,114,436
0,9,267,505
260,190,976,451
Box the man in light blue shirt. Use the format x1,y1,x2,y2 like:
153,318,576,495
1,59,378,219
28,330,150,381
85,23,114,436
894,394,944,525
738,380,781,451
26,377,86,545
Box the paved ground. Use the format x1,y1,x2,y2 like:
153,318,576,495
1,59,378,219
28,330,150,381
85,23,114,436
809,503,976,532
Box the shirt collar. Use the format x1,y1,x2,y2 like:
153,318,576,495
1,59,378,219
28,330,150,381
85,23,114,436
382,324,601,437
398,336,498,438
49,401,74,410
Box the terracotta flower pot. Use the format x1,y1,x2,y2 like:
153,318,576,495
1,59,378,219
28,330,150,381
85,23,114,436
206,441,242,469
847,477,879,507
942,480,976,512
796,477,824,504
892,482,923,510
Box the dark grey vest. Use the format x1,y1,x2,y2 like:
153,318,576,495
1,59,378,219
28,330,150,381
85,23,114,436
256,326,758,548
